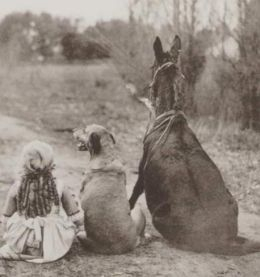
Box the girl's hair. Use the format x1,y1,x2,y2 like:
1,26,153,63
17,167,60,218
16,140,60,218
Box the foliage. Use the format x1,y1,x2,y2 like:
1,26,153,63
0,12,76,62
233,0,260,131
0,1,259,131
61,32,110,61
197,0,260,131
85,19,156,94
87,1,211,115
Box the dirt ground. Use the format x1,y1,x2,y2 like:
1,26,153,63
0,62,260,276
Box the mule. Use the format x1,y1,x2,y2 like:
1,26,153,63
129,35,260,255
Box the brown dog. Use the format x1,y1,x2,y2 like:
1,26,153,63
73,124,145,254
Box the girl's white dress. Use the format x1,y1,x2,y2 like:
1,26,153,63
0,181,81,263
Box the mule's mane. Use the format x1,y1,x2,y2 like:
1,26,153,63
143,110,186,170
149,61,176,89
145,110,186,141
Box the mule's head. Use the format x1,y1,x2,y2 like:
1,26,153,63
151,35,182,116
73,124,116,157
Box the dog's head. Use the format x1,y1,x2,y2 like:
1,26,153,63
73,124,116,156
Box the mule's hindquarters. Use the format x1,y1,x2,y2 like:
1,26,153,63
153,211,260,255
150,184,260,255
143,120,241,253
152,201,238,253
147,165,239,254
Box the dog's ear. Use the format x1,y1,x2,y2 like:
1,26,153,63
72,127,84,138
109,133,116,144
72,127,79,137
88,132,101,156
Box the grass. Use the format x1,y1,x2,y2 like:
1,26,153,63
0,62,259,276
0,62,148,168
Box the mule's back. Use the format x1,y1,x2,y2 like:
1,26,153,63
143,114,238,251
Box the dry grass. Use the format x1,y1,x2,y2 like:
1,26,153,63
0,62,149,168
192,117,260,213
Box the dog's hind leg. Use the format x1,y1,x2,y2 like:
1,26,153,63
131,205,146,241
77,231,106,253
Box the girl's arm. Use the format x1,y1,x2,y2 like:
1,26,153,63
2,185,17,218
61,186,84,227
1,185,17,230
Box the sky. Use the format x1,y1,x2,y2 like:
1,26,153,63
0,0,129,26
0,0,238,29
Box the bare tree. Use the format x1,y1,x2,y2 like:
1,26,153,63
172,0,180,34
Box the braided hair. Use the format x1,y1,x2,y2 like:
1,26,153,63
16,166,60,219
16,140,60,219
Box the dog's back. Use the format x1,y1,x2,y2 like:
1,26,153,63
81,160,138,253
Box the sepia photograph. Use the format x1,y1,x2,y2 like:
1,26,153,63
0,0,259,276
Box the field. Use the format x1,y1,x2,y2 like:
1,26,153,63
0,62,260,276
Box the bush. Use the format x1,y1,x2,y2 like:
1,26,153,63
61,32,110,61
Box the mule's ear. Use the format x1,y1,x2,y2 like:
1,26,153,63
88,132,101,156
170,35,181,62
153,36,164,63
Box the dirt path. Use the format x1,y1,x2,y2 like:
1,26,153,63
1,114,260,277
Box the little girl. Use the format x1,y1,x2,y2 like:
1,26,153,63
0,140,83,263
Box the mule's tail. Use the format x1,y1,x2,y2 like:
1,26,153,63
175,237,260,256
217,237,260,256
168,236,260,256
